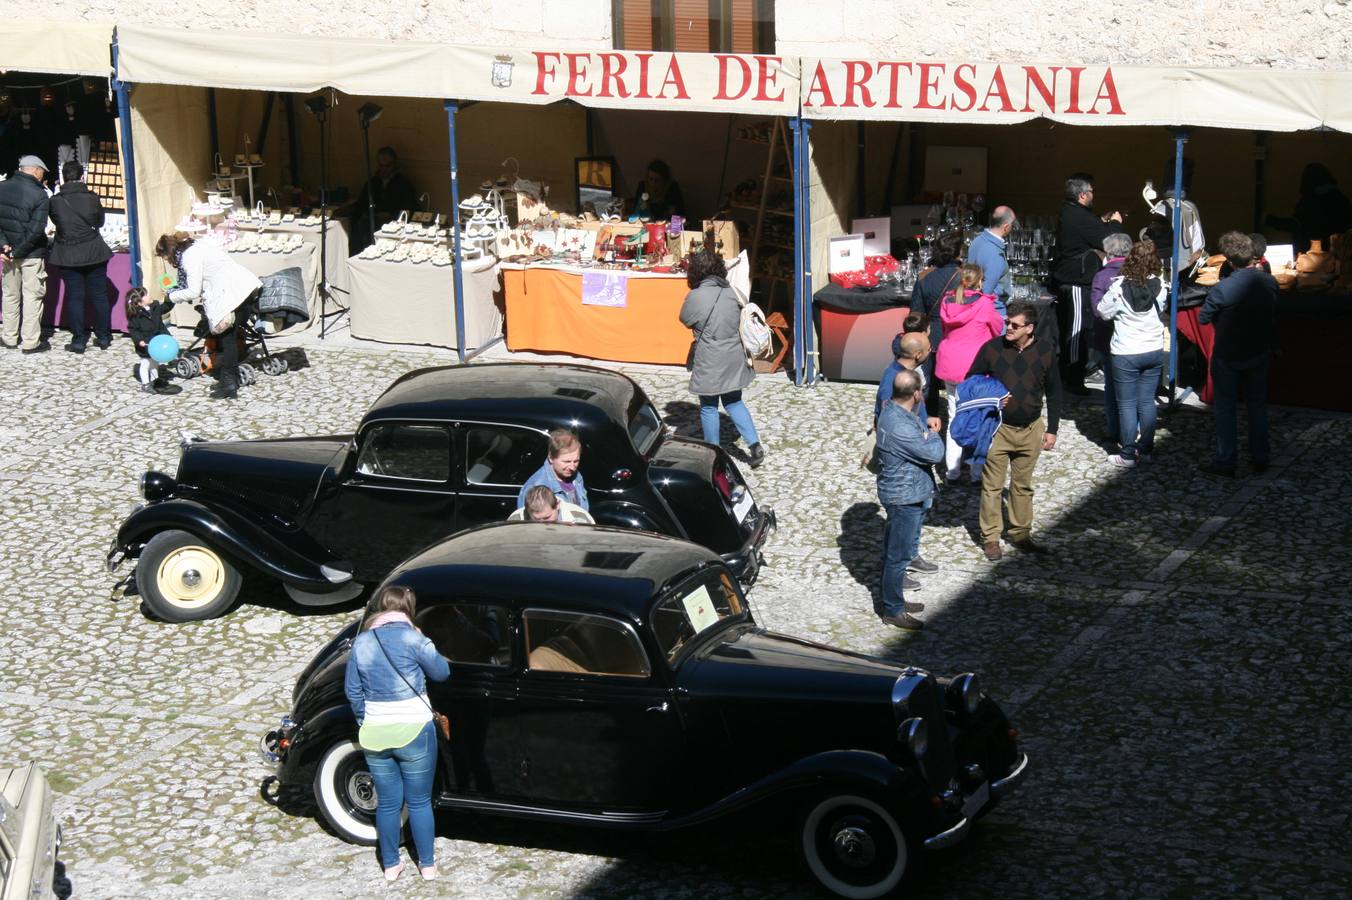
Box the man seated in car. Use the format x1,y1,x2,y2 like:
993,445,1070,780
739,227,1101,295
508,484,595,524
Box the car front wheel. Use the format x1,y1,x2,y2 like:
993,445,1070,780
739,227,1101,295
797,793,918,899
313,739,405,846
136,529,243,622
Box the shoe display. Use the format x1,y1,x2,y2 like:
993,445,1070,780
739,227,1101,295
1008,537,1049,555
880,613,924,631
906,556,938,574
747,442,766,468
1197,462,1235,478
983,541,1003,561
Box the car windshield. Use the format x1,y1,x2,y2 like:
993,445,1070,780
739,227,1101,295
628,400,664,456
651,570,745,664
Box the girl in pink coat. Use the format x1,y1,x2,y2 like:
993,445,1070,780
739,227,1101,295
935,264,1005,481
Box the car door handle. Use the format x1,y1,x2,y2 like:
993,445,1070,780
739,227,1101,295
646,702,669,714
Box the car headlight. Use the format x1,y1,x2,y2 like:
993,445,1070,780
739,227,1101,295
898,717,928,759
140,470,176,502
947,673,982,717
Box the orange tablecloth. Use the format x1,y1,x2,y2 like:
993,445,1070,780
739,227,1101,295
503,266,690,365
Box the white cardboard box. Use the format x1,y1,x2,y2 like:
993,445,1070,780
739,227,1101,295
828,233,866,274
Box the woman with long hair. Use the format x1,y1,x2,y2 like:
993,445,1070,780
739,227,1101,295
344,585,450,883
934,263,1004,482
1096,240,1168,467
679,249,765,467
49,161,114,353
154,231,261,399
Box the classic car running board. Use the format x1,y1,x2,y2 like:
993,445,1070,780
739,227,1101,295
435,794,666,825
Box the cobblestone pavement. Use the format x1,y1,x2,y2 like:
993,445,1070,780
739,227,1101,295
1,331,1349,899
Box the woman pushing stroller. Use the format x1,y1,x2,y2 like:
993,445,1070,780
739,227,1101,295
154,231,261,400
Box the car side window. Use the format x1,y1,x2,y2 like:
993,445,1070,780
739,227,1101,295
356,424,450,482
418,602,512,668
523,609,651,679
465,425,548,487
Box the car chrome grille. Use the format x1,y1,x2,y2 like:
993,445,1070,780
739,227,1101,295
906,673,955,793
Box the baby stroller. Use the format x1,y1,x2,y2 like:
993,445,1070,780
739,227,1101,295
168,267,308,385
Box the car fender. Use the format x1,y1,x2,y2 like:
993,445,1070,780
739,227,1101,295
665,749,930,830
278,704,358,783
589,500,673,536
115,499,347,592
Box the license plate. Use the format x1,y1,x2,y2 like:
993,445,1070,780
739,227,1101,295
733,490,755,522
962,781,990,819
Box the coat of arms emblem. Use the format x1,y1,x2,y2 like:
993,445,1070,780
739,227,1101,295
491,55,513,88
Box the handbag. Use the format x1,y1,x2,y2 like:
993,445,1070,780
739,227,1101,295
370,628,451,742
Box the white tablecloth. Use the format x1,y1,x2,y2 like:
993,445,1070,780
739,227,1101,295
269,217,350,292
347,256,503,350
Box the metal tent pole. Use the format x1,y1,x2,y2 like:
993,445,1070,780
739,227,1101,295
110,34,143,288
800,119,815,385
445,101,467,364
788,117,805,385
1167,129,1188,407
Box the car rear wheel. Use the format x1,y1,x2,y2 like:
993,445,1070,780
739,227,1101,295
797,793,918,899
136,529,242,622
313,739,404,846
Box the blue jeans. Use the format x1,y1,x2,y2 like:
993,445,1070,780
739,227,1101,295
61,262,111,347
699,391,759,446
877,500,925,618
1111,350,1163,460
364,720,437,869
1211,353,1269,470
1101,351,1119,443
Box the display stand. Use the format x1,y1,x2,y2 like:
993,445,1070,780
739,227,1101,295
729,117,796,322
235,163,263,211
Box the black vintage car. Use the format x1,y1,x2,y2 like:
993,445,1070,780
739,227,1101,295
262,525,1027,898
107,363,774,622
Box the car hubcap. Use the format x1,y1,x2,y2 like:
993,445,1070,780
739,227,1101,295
155,545,225,607
348,771,377,814
833,825,877,868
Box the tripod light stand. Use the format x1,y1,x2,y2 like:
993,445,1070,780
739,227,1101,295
305,92,348,338
357,102,383,246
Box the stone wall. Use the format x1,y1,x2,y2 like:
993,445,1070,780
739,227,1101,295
12,0,613,47
777,0,1352,70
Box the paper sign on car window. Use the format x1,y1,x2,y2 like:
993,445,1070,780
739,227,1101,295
681,584,721,633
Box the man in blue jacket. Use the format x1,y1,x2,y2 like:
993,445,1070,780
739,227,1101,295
967,205,1016,320
874,368,944,631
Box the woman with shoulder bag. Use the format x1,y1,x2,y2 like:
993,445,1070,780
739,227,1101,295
679,249,766,467
344,585,451,883
154,231,261,400
49,162,115,353
1096,240,1168,468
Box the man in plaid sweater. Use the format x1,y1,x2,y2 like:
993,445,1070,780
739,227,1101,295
965,300,1063,561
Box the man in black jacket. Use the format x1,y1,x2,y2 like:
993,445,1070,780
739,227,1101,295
1051,174,1123,394
1197,232,1277,477
0,155,52,353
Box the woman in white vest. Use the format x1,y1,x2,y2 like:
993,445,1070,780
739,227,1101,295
155,232,262,400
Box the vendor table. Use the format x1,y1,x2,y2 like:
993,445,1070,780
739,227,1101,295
812,284,911,382
167,244,320,330
40,250,134,334
347,256,502,350
269,217,350,293
502,264,691,365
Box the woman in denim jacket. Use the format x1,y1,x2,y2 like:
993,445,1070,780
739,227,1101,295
344,586,451,883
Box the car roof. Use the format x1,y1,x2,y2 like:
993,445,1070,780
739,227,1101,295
390,523,720,621
364,363,643,431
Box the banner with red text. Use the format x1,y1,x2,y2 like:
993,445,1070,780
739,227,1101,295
115,26,799,116
797,58,1337,132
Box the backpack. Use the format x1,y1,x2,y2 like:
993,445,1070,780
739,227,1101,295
730,282,773,362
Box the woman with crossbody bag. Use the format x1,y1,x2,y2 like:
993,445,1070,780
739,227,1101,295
343,585,451,883
48,161,114,353
679,248,766,467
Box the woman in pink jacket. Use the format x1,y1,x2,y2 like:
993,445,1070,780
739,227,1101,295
935,264,1005,482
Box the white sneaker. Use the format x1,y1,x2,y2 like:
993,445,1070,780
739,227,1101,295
1108,453,1136,468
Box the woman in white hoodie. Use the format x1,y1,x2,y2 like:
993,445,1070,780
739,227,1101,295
155,232,262,400
1096,240,1168,467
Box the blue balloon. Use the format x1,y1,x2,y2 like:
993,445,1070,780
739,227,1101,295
148,334,180,364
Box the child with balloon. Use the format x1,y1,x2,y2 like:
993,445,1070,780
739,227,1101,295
126,287,183,395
